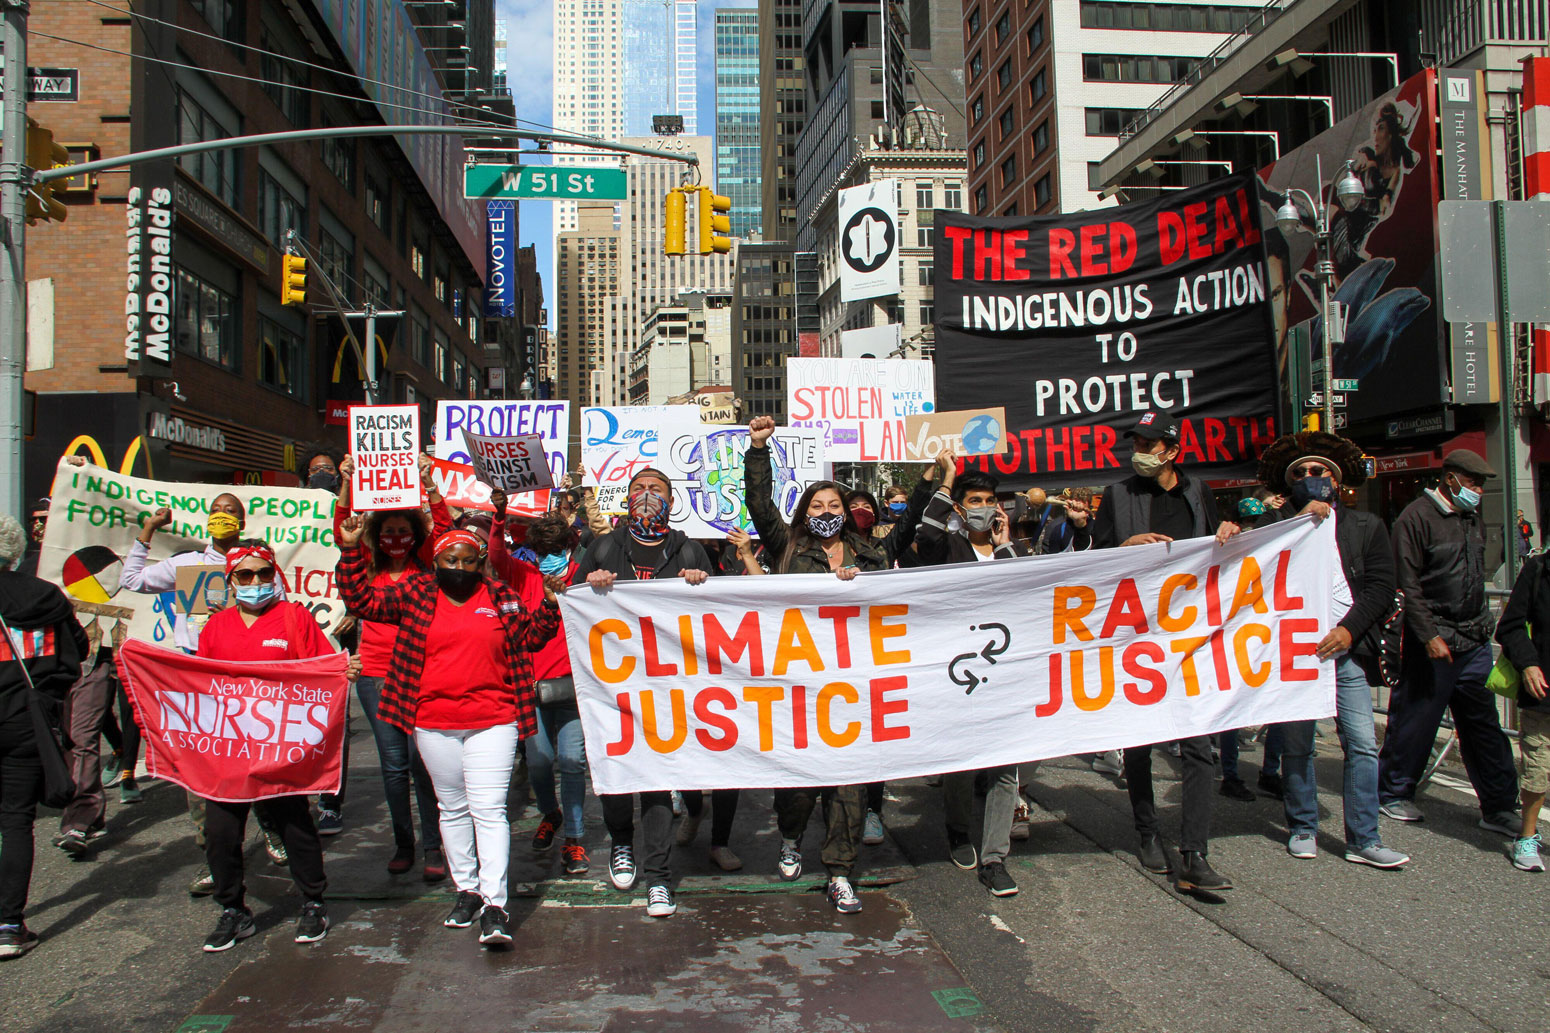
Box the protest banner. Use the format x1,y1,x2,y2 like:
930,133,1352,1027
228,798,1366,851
933,172,1279,490
38,459,345,647
696,392,737,425
434,400,568,514
349,404,420,510
461,430,555,493
903,407,1009,460
116,639,351,802
581,406,826,537
559,515,1338,793
427,457,550,517
173,564,226,615
786,357,936,461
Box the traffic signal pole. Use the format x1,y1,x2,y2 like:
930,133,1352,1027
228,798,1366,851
0,0,28,520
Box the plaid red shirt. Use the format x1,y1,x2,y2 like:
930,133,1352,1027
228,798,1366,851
336,544,560,737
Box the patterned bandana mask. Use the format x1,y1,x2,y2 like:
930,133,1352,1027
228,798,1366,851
628,491,670,540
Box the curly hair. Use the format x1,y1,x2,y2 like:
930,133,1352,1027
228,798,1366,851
1257,431,1367,489
0,513,25,568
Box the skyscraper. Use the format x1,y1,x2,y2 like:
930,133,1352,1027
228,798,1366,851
715,9,761,239
758,0,806,241
551,0,626,232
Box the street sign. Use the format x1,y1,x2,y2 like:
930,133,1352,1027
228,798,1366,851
1332,412,1348,430
1439,200,1550,323
463,165,626,201
1331,379,1360,391
0,59,81,102
1308,393,1348,407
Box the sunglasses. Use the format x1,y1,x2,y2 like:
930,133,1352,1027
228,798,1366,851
1290,464,1330,478
230,567,277,585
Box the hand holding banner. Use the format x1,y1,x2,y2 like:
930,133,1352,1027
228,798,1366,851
350,404,421,510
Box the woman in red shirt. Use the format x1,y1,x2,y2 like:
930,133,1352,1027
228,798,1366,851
335,519,562,951
196,541,335,953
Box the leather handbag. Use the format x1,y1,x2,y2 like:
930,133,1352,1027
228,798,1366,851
0,613,77,809
536,675,576,705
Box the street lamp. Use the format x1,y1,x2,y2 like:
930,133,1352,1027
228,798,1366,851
1274,156,1365,430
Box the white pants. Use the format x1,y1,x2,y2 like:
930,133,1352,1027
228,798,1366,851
415,723,519,908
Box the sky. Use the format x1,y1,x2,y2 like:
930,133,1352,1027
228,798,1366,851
494,0,757,326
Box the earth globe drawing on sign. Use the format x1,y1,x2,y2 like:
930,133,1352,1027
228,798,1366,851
961,413,1003,456
61,546,123,604
688,429,800,535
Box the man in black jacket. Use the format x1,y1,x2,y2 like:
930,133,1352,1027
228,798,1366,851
1091,411,1238,892
1258,432,1408,868
1378,450,1519,833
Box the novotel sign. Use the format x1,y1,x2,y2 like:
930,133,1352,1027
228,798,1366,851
485,200,516,318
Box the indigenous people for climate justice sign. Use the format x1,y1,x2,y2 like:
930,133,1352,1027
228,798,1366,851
349,404,421,510
560,516,1338,794
933,173,1280,491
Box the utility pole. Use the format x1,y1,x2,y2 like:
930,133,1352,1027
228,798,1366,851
0,0,28,518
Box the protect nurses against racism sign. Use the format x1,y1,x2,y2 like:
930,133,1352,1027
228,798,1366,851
349,404,421,510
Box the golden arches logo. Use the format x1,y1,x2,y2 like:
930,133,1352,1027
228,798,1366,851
331,332,391,384
62,435,150,477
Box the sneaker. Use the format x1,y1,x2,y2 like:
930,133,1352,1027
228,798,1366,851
188,867,216,897
1479,810,1521,836
675,810,702,847
531,811,562,851
57,829,89,857
202,908,256,953
1511,834,1545,872
708,845,743,871
1091,750,1124,776
1379,799,1424,822
1165,742,1182,758
777,841,803,881
608,843,638,891
0,924,39,959
1344,844,1410,869
1257,772,1284,800
1220,777,1256,802
479,905,514,946
562,842,591,876
861,810,885,846
423,848,448,883
101,752,124,788
1287,832,1317,859
1010,802,1031,842
263,827,288,867
947,829,978,871
387,845,414,875
1176,851,1232,892
316,809,344,836
978,862,1019,897
826,877,862,914
1136,835,1171,875
645,884,677,918
443,891,483,929
119,778,142,805
294,901,329,943
670,790,685,816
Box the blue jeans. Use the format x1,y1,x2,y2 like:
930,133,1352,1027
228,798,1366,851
525,701,587,839
1220,725,1285,780
1281,657,1381,849
355,676,441,850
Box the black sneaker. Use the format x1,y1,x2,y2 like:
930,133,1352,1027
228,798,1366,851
609,843,638,891
203,908,256,953
443,891,483,929
57,829,89,857
0,923,39,959
1137,835,1171,874
478,905,513,947
978,862,1019,897
1177,851,1232,892
1257,772,1284,800
531,810,562,851
947,829,979,870
1219,777,1256,802
294,901,329,943
316,809,344,836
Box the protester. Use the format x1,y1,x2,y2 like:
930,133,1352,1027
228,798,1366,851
570,469,714,918
1378,451,1520,833
337,518,561,948
1091,411,1239,891
719,528,770,576
1257,432,1409,868
880,485,911,526
0,513,88,960
16,498,48,578
1492,550,1550,871
195,540,336,952
1517,509,1534,561
302,446,342,494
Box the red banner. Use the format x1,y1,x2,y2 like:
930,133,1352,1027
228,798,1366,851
427,456,551,517
116,640,351,803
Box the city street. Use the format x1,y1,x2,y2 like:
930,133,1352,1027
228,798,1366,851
4,718,1542,1033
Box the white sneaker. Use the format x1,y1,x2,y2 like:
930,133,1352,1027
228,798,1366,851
645,884,676,918
777,841,802,881
1092,750,1123,776
861,810,885,845
609,844,637,891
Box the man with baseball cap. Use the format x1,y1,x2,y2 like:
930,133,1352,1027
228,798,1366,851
1378,450,1519,833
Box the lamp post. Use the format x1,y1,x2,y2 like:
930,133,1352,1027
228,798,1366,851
1274,155,1366,430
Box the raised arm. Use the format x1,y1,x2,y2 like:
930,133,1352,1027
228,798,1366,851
334,515,415,623
742,416,790,558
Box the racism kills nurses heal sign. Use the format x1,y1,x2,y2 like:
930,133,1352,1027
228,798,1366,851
350,404,421,510
933,173,1279,491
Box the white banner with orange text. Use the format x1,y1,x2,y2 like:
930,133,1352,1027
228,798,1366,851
559,516,1339,793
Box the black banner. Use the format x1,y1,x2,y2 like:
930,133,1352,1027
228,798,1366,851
933,173,1279,490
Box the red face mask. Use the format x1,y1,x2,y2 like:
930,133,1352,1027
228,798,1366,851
850,507,876,531
379,532,415,558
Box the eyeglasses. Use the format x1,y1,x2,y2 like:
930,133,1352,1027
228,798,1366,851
1290,464,1329,478
230,567,276,585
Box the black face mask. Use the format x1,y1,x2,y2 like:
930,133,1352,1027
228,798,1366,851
308,470,340,493
435,566,482,599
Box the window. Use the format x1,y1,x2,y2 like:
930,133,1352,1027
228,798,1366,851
177,90,238,207
916,223,933,248
1083,53,1196,83
174,266,238,370
260,30,308,126
972,140,985,167
915,181,934,210
1033,120,1049,155
1035,174,1052,207
969,51,983,81
362,258,389,308
1000,154,1017,187
1029,68,1047,103
257,167,305,248
434,334,450,384
410,305,430,368
994,10,1011,43
1002,202,1019,216
944,181,962,210
318,225,355,304
974,184,988,213
870,100,885,120
999,108,1015,141
1079,2,1257,32
189,0,242,42
970,95,984,124
996,60,1013,92
918,260,934,286
966,7,981,38
1026,16,1044,53
320,131,354,190
258,315,306,398
410,241,427,281
1084,107,1145,136
364,176,388,232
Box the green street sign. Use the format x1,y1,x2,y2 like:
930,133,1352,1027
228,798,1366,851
463,165,626,200
1331,379,1360,391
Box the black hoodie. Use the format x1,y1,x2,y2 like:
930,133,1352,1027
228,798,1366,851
0,569,89,726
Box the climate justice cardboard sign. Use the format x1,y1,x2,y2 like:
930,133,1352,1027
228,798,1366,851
349,404,421,510
933,172,1279,490
560,515,1338,793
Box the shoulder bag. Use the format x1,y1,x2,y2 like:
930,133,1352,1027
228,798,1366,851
0,612,77,808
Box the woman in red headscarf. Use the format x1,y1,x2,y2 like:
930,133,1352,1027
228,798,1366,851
335,519,562,951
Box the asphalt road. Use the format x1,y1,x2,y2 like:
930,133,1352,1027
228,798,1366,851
2,720,1544,1033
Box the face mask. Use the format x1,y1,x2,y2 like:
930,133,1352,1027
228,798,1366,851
962,506,998,533
1288,476,1337,509
234,583,277,609
378,532,415,558
628,492,670,540
850,508,876,531
1450,478,1481,512
806,512,845,539
538,551,570,576
308,469,340,492
30,519,45,543
887,501,908,516
1131,451,1169,479
208,512,241,539
435,566,483,598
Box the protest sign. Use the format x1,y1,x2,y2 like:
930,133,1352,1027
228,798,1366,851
933,172,1279,490
434,400,568,514
173,565,226,615
581,406,826,537
560,516,1337,793
461,430,555,493
903,407,1009,460
38,459,345,647
786,357,936,461
697,392,737,425
426,457,550,516
839,323,903,360
117,639,351,802
349,404,421,510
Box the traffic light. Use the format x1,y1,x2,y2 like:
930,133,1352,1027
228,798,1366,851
1301,412,1320,432
281,254,307,306
664,188,687,256
24,118,68,223
696,187,732,255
